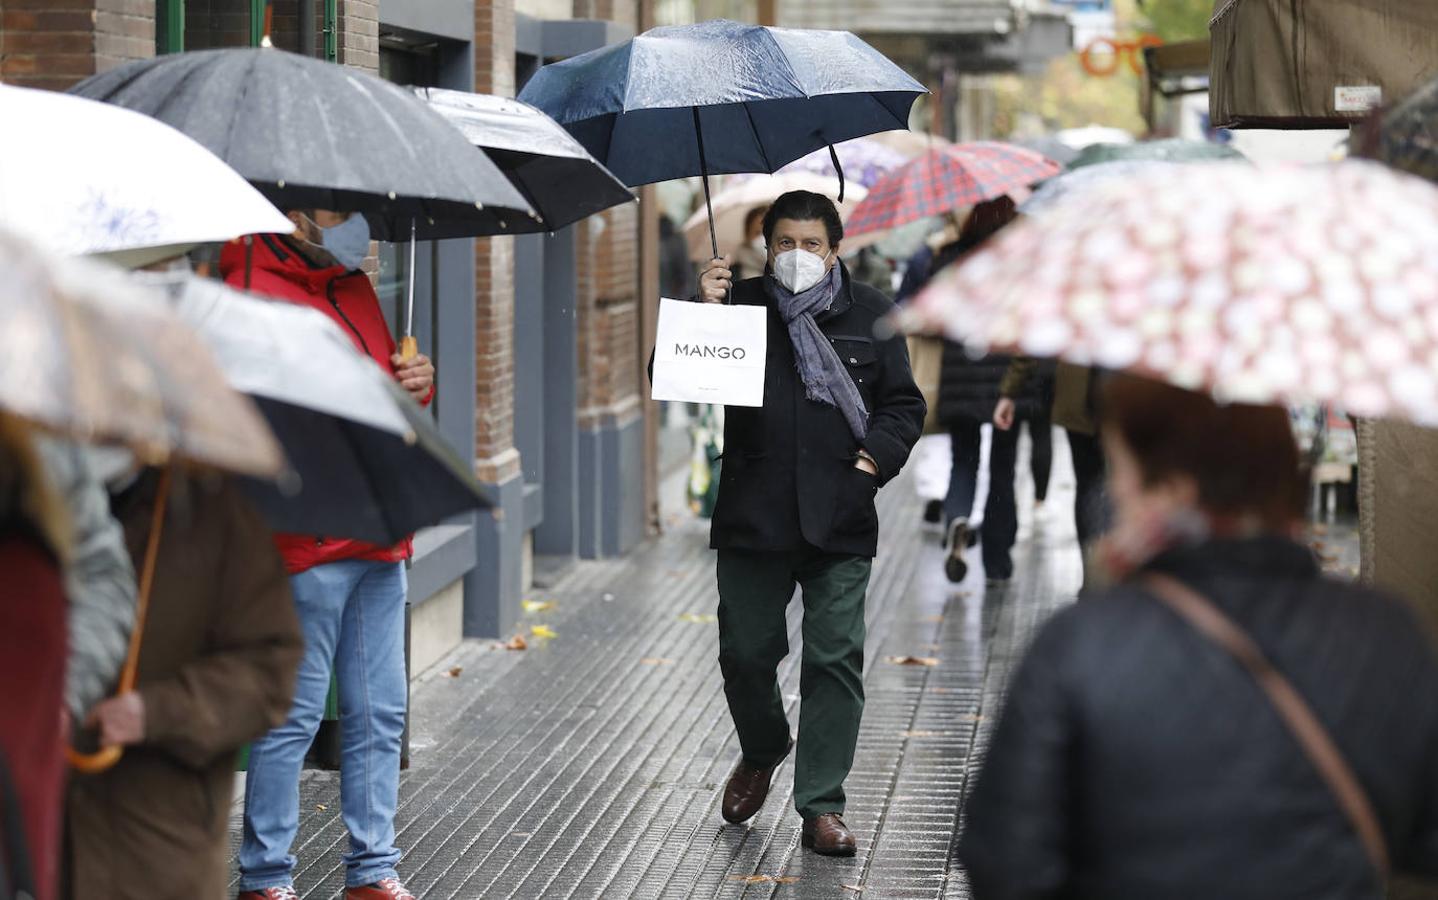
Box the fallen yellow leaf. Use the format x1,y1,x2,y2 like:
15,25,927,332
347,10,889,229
502,634,528,651
531,624,558,640
679,612,718,623
886,655,939,667
316,804,328,811
641,657,676,666
522,599,556,614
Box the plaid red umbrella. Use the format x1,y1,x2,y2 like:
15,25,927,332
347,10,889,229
844,141,1060,239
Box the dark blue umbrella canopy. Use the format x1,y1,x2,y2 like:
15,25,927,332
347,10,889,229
518,19,926,188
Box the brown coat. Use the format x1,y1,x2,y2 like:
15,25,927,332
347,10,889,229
65,470,303,900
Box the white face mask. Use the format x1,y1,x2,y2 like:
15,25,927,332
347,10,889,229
772,248,832,293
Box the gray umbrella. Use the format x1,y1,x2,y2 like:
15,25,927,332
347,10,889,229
139,271,490,545
416,87,635,232
70,48,536,241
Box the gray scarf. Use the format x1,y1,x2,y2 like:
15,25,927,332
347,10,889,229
768,262,870,441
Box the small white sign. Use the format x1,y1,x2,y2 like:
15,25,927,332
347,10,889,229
651,297,768,408
1335,85,1382,113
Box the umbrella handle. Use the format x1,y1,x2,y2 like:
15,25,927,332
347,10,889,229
66,467,172,775
399,335,419,361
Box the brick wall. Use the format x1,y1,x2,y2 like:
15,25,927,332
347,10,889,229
1,0,153,91
336,0,376,70
575,203,643,429
474,0,521,483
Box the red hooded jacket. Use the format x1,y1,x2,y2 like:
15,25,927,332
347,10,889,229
220,233,432,575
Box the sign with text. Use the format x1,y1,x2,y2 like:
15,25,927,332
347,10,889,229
651,298,768,407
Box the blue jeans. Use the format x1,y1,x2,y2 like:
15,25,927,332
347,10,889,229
239,560,407,890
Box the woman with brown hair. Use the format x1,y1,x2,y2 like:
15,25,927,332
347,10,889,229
959,375,1438,898
0,412,70,900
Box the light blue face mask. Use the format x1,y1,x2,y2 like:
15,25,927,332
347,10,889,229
305,213,371,271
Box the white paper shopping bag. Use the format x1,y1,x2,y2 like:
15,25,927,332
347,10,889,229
651,297,768,407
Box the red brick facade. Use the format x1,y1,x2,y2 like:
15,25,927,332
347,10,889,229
1,0,154,90
473,0,522,484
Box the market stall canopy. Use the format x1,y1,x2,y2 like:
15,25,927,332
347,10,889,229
1210,0,1438,129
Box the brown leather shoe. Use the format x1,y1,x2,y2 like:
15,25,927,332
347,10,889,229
721,738,794,824
802,813,857,856
345,878,417,900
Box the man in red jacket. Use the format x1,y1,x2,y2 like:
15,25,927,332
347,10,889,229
226,210,432,900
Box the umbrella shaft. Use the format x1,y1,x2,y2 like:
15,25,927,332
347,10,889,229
405,217,416,337
692,107,720,262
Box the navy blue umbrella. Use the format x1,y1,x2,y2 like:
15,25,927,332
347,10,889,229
518,19,925,259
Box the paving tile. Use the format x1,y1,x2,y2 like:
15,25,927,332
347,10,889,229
230,436,1083,899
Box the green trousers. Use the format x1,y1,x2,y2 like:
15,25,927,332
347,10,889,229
716,547,872,819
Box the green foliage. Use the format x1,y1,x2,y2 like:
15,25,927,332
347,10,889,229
1136,0,1215,42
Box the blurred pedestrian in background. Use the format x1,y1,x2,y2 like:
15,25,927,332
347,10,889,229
227,211,433,900
0,413,70,900
64,458,303,900
961,375,1438,898
933,198,1043,584
997,359,1105,583
730,205,770,282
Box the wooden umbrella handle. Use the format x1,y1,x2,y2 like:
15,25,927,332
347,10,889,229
66,467,172,774
398,336,418,361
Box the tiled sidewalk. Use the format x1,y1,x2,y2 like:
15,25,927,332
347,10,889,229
230,438,1083,899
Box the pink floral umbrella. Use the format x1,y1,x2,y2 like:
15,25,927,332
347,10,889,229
905,160,1438,425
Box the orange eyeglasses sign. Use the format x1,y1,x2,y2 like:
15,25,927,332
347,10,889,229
1079,34,1165,77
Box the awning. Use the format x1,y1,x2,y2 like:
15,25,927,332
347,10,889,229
1208,0,1438,129
1141,39,1209,130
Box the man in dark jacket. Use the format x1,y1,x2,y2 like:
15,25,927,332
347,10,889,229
694,191,925,855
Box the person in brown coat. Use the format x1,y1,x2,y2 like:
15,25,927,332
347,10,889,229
64,467,303,900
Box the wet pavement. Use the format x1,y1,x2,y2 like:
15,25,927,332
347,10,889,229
229,437,1086,899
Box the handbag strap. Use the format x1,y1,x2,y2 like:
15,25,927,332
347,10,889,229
1143,572,1390,881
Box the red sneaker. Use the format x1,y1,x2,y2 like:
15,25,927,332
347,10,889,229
237,889,299,900
346,879,417,900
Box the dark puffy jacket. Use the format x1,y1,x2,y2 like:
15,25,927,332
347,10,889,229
960,536,1438,900
936,344,1047,426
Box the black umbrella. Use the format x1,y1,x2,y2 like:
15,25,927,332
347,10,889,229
517,19,925,260
145,271,490,545
416,87,635,232
70,47,536,241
